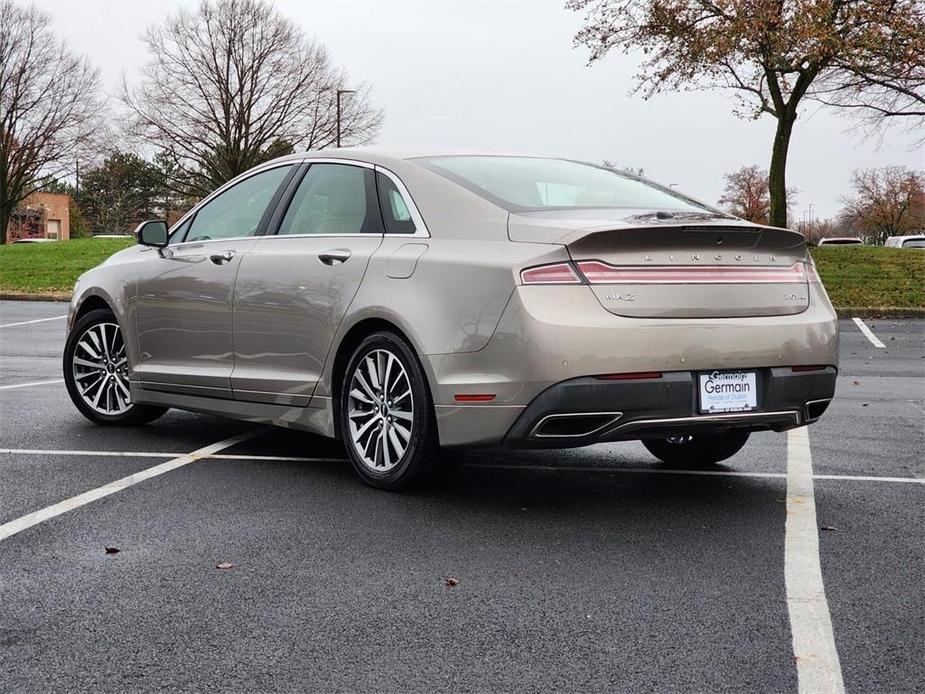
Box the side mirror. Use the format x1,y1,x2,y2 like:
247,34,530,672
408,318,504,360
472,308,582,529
135,220,168,248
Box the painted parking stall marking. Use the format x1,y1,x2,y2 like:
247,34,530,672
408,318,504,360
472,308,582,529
0,314,67,329
3,448,923,484
852,317,886,348
0,378,66,390
0,430,260,543
785,427,845,693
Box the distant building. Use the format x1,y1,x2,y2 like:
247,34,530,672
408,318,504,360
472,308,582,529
6,192,71,243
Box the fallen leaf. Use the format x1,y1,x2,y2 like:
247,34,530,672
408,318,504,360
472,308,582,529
216,562,234,570
445,576,459,588
820,526,837,532
104,546,120,554
852,380,860,385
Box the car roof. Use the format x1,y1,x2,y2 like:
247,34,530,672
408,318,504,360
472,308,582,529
271,147,594,169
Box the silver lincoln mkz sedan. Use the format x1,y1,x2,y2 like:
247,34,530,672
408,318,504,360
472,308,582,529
64,150,838,489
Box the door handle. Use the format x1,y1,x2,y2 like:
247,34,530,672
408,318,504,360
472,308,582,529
318,249,352,265
209,251,235,264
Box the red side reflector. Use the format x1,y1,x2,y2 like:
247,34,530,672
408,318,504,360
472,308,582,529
454,394,497,402
595,371,663,381
791,365,826,372
576,261,806,284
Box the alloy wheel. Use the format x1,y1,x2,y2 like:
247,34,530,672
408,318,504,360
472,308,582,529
71,322,131,415
346,348,414,472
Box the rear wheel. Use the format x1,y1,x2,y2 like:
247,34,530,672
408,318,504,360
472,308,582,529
64,308,167,426
642,431,750,467
339,332,438,491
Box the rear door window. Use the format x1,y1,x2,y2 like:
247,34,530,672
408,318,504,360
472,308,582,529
277,164,382,236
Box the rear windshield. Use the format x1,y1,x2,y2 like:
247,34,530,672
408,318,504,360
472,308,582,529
416,156,711,213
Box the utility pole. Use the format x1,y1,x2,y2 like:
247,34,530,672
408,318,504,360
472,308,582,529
336,89,355,148
75,159,80,203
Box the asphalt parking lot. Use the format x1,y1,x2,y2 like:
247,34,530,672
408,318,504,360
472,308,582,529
1,300,922,693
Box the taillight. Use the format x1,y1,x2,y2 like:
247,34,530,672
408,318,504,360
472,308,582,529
520,262,582,284
804,259,822,284
575,261,807,284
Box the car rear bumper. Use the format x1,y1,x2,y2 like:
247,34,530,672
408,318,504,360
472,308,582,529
422,283,839,447
500,366,836,448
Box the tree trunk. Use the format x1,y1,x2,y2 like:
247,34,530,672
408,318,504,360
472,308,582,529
0,175,9,245
0,202,10,245
768,113,796,229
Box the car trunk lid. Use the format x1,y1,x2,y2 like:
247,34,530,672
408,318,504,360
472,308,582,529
510,209,810,318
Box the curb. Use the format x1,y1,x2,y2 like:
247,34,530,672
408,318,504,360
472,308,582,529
834,307,925,318
0,292,71,302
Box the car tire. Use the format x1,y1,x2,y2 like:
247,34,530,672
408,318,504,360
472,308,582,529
642,431,750,467
339,331,439,491
63,308,168,426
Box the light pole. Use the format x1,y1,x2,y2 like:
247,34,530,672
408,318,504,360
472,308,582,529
336,89,355,148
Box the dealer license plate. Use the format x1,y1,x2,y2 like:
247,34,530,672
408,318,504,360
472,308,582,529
698,371,758,413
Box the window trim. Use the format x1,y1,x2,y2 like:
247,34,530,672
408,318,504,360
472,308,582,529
167,157,432,245
373,165,430,238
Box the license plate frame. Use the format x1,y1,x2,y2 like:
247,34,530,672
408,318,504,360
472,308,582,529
698,370,759,414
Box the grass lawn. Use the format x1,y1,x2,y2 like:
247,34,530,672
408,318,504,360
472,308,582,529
0,237,134,294
0,237,922,310
810,246,925,309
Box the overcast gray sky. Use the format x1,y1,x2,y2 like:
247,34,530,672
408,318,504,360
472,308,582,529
37,0,924,220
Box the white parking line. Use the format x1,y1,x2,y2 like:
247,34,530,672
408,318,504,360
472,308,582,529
852,317,886,348
0,448,345,463
0,378,65,390
0,431,259,544
785,427,845,693
0,448,184,458
460,462,925,484
0,315,67,329
2,448,923,484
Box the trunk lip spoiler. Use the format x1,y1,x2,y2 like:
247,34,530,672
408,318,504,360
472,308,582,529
554,222,805,247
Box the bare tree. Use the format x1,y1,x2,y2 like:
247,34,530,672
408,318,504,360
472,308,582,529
568,0,925,229
800,218,839,245
839,167,925,244
0,1,102,243
813,25,925,144
718,165,796,224
122,0,383,198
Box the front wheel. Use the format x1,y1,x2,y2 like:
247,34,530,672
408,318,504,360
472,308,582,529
339,332,438,491
642,431,750,467
63,308,167,426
